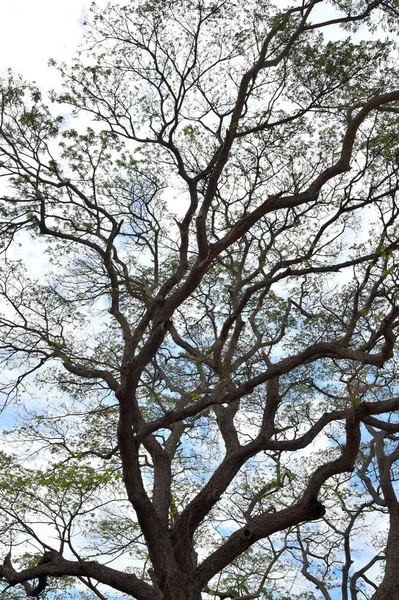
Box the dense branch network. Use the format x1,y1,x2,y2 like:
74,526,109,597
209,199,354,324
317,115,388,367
0,0,399,599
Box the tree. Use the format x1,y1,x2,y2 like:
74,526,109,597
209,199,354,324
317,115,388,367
1,0,399,598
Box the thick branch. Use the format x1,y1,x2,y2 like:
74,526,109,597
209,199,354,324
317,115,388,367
0,551,160,600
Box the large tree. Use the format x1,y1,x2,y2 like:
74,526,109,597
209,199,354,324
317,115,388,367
1,0,399,598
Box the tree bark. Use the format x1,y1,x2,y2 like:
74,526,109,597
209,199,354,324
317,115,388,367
160,578,202,600
371,509,399,599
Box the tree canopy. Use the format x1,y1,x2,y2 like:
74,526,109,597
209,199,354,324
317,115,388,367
1,0,399,598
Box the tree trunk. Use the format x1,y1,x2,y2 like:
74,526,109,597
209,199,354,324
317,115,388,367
371,510,399,600
162,586,202,600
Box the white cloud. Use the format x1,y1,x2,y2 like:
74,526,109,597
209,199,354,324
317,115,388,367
0,1,119,89
0,2,86,83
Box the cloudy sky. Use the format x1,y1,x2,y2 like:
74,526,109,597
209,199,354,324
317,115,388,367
0,1,108,87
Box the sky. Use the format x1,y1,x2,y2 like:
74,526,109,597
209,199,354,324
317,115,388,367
0,1,102,87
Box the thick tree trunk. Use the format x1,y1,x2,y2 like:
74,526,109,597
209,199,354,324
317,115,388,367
371,510,399,600
162,584,202,600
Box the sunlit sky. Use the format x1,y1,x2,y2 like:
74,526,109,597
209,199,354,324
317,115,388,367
0,1,113,87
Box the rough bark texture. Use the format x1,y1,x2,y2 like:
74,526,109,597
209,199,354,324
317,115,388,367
371,510,399,600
